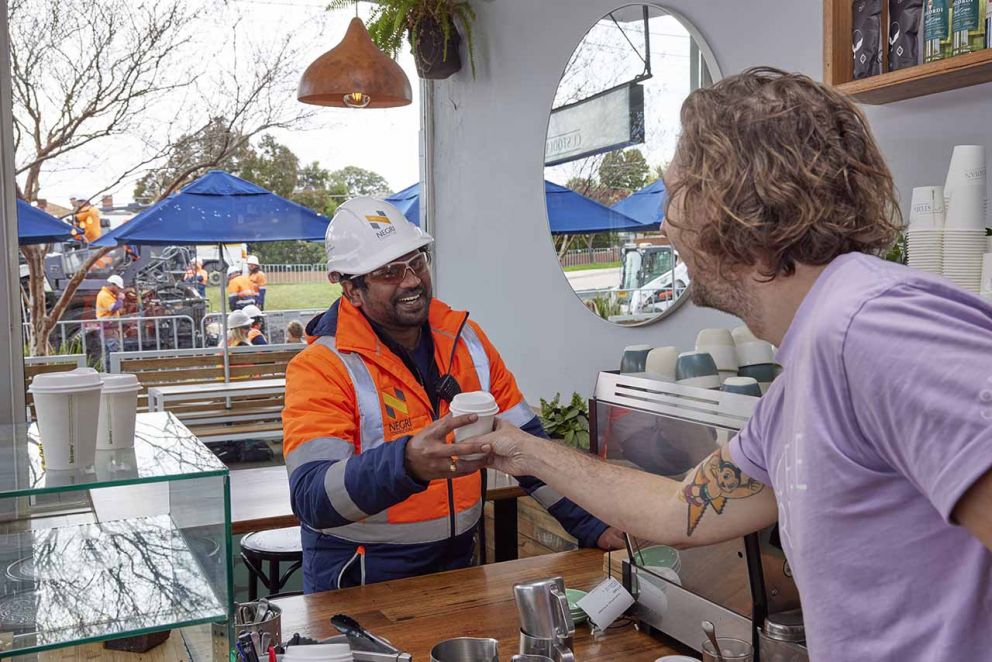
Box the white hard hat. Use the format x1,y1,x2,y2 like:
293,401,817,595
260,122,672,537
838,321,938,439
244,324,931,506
325,197,432,276
242,304,264,318
246,255,260,266
73,194,88,201
107,275,124,288
227,265,242,277
227,310,252,329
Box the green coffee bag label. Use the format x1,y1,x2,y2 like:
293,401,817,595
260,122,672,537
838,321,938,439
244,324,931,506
926,0,950,39
953,0,980,30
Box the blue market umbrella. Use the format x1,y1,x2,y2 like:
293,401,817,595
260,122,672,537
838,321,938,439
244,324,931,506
385,183,421,227
543,181,649,234
17,199,74,245
93,170,329,246
386,181,650,234
610,178,666,229
94,170,331,381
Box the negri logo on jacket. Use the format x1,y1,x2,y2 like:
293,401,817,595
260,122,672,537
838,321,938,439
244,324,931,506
383,387,413,435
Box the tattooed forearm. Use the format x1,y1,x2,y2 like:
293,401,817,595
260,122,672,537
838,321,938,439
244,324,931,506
677,446,764,536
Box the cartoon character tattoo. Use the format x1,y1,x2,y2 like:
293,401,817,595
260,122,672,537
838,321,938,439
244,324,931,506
679,446,764,536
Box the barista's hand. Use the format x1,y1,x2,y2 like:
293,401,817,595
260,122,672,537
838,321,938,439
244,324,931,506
596,526,626,550
474,418,536,476
405,414,488,483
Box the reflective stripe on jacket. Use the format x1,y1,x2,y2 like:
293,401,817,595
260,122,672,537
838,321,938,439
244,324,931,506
227,275,255,298
283,297,607,592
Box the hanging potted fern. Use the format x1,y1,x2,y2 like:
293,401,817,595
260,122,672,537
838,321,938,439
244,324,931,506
333,0,476,80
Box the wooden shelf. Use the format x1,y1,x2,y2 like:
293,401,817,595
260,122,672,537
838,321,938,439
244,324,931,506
824,0,992,105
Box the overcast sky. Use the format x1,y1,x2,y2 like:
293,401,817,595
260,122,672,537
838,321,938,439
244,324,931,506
31,0,422,207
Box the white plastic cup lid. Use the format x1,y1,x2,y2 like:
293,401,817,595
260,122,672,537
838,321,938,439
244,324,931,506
449,391,499,416
100,373,141,394
30,369,103,394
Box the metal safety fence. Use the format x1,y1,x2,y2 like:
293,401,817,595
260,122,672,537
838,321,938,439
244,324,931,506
559,247,622,268
259,264,326,284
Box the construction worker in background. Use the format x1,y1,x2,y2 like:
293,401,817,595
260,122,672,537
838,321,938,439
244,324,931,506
226,265,256,310
242,305,268,345
246,255,267,309
282,198,624,593
71,195,103,244
183,259,208,297
224,310,253,347
95,275,125,358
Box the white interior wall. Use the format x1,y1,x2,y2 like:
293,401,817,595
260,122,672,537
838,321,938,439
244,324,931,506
430,0,992,402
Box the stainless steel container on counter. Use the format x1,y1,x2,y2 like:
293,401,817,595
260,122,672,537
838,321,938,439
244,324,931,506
758,609,808,662
513,576,575,662
429,637,499,662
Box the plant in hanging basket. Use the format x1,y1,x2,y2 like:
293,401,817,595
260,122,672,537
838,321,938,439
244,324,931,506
331,0,476,80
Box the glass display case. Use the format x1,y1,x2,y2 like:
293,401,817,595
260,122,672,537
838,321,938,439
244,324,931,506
0,412,232,659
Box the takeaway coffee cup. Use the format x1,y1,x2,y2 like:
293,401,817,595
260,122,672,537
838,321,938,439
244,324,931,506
450,391,500,460
29,368,104,470
96,373,141,450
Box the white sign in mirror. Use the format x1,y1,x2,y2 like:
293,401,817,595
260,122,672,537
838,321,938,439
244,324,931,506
544,4,721,326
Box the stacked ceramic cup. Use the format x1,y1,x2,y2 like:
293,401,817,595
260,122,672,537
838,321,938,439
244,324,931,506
732,326,778,394
695,329,739,383
906,186,944,275
942,145,987,293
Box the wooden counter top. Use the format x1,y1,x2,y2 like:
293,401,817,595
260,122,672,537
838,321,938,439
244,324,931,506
273,549,695,660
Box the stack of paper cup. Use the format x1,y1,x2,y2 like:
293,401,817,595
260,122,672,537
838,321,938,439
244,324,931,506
449,391,499,460
943,145,987,293
29,368,104,470
96,373,141,449
906,186,945,275
695,329,739,383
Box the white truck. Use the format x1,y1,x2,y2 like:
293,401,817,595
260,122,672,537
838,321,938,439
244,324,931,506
616,244,689,319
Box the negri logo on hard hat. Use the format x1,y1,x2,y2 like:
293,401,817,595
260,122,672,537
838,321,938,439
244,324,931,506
366,211,397,240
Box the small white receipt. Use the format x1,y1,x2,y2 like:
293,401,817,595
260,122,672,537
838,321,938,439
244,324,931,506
576,576,635,630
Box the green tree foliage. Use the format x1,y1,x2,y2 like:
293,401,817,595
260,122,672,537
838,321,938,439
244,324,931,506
133,117,252,203
237,135,299,197
329,165,391,198
598,148,650,192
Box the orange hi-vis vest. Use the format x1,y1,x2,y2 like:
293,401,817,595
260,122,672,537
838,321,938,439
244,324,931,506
282,298,535,547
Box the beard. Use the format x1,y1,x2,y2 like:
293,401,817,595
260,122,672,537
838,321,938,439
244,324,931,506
688,272,753,320
388,283,433,327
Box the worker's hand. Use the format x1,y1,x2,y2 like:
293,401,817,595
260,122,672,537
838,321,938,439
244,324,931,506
405,414,488,483
473,418,537,477
596,527,626,551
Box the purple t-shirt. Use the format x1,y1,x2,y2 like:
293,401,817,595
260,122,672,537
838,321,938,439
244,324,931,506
730,252,992,660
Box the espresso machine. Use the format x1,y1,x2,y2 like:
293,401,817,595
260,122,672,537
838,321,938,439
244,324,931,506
590,371,808,662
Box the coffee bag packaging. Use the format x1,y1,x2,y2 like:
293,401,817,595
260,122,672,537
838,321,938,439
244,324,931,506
889,0,924,70
854,0,883,79
925,0,953,62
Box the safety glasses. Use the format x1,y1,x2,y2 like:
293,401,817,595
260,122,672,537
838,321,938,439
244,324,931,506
366,250,431,284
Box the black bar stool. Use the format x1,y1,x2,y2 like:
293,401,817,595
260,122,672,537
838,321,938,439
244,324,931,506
240,526,303,600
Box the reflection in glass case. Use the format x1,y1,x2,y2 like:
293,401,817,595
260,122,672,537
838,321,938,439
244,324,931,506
0,413,232,658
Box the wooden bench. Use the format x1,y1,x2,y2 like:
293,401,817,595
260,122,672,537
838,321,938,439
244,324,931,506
108,344,303,443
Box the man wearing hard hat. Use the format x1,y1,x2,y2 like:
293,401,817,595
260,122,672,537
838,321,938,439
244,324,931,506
283,198,624,593
226,265,256,310
95,275,126,360
246,255,267,308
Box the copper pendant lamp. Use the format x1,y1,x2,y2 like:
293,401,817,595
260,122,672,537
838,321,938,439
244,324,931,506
298,17,413,108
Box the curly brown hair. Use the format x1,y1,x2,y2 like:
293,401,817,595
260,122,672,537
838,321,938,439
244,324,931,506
665,67,901,280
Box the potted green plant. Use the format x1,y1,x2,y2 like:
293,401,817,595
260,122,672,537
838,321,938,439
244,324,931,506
539,393,591,450
334,0,476,80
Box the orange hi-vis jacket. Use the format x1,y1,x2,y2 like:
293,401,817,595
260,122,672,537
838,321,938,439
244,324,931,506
227,274,256,299
248,270,267,292
282,297,607,592
73,205,102,243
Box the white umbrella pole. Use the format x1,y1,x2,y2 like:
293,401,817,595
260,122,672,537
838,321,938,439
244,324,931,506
220,243,231,384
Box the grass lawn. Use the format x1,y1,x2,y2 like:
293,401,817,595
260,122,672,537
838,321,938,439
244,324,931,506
206,282,341,312
562,260,621,272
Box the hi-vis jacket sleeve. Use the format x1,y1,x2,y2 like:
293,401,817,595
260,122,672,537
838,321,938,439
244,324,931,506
471,322,609,548
283,348,428,530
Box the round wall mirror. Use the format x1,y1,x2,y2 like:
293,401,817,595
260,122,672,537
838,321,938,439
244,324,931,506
544,4,721,326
